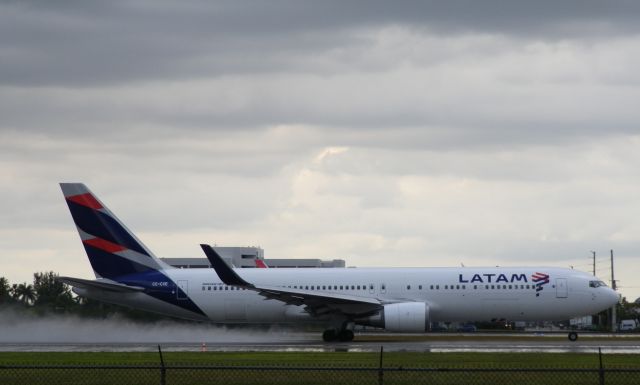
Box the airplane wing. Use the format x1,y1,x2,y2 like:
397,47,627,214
58,276,145,293
200,244,383,317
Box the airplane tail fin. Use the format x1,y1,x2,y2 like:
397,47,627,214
60,183,170,280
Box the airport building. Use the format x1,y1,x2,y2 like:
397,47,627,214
161,246,345,269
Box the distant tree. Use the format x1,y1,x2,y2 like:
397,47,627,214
33,271,74,310
0,277,12,304
11,282,36,305
617,297,640,321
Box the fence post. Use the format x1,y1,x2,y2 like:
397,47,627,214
598,347,605,385
158,345,166,385
378,345,384,385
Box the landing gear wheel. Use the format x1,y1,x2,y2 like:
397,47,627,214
568,332,578,342
322,330,337,342
338,329,354,342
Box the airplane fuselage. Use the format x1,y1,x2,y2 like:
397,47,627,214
75,266,616,326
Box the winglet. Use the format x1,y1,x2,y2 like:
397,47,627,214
200,244,253,287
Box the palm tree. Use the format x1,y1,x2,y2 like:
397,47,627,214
0,277,11,303
13,282,36,305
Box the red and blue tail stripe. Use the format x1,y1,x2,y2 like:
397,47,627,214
66,196,151,257
61,183,205,317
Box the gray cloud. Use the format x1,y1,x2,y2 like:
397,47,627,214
2,1,640,86
1,0,639,302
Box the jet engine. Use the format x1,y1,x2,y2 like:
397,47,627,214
358,302,429,332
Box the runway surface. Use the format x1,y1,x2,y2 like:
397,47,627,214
2,333,640,354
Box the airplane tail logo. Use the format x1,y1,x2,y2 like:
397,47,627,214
60,183,167,280
255,259,269,268
531,272,550,297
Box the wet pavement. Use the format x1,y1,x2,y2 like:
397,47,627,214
2,333,639,354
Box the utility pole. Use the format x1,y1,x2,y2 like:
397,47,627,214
611,249,617,332
592,251,596,276
610,249,616,290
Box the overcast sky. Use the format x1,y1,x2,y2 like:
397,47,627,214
1,1,640,301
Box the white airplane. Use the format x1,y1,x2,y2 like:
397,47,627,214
58,183,619,342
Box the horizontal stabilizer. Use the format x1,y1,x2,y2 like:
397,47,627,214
58,276,145,293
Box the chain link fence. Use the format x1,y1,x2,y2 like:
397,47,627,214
2,346,639,385
2,364,640,384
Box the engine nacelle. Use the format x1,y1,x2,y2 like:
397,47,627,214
359,302,429,332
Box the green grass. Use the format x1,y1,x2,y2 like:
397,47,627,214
1,351,639,368
1,352,639,385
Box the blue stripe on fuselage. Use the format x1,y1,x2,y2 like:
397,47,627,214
116,270,206,317
83,245,205,317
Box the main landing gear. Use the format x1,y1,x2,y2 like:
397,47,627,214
568,332,578,341
322,329,354,342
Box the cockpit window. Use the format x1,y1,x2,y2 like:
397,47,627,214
589,280,607,288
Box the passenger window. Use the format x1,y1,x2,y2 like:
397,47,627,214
419,285,422,290
456,285,460,290
462,285,466,289
509,285,512,289
436,285,439,290
473,285,477,289
407,285,411,290
444,285,448,289
430,285,434,290
351,285,355,290
340,285,343,290
491,285,495,289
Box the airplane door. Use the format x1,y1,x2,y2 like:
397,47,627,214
177,280,188,300
555,278,568,298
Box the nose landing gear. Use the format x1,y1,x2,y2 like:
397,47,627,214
568,332,578,341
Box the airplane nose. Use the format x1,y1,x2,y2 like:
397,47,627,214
605,289,620,307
